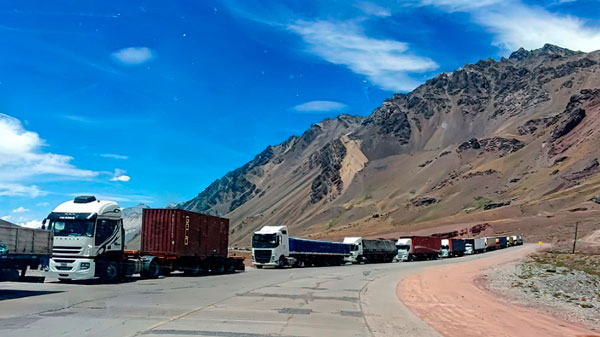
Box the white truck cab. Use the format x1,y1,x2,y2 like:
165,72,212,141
465,243,474,255
395,238,411,261
440,239,450,258
44,196,124,281
251,226,290,268
342,237,362,263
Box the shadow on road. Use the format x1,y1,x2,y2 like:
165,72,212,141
0,290,63,301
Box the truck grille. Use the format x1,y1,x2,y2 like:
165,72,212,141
254,250,272,264
53,246,82,256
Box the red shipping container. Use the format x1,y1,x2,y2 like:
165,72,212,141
409,236,441,254
140,209,229,258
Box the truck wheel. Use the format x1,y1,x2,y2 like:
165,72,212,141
184,263,201,276
100,261,119,283
145,259,161,279
277,256,286,268
225,260,236,274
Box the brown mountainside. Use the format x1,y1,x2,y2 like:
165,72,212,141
177,44,600,249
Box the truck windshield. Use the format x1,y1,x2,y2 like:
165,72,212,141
396,245,410,251
351,244,359,251
49,219,95,237
252,234,278,248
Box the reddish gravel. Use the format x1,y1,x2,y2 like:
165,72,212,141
398,245,600,337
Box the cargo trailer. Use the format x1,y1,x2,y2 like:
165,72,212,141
485,237,497,251
395,236,441,261
464,238,486,254
44,196,244,282
0,222,52,281
496,236,508,249
342,237,397,263
440,239,466,258
252,226,351,268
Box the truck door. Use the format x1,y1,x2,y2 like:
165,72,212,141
95,219,120,255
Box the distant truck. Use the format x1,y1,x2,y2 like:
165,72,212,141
496,236,508,249
395,236,441,261
440,239,466,258
0,222,53,281
464,238,486,254
342,237,397,263
44,196,243,282
252,226,351,268
485,237,497,251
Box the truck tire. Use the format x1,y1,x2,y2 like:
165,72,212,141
142,259,160,279
184,263,201,276
277,256,286,269
225,259,236,274
100,261,120,283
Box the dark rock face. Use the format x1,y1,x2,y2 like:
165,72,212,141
457,137,524,155
463,169,498,179
590,195,600,204
364,98,412,143
310,139,346,203
484,200,511,210
518,115,560,135
411,196,439,207
550,89,600,141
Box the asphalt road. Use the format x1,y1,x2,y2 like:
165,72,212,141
0,248,524,337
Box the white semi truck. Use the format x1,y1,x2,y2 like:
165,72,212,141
44,196,243,282
43,196,157,281
342,237,397,263
252,226,351,268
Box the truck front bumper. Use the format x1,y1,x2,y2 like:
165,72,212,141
46,258,95,280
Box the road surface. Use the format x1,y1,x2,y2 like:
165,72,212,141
0,247,527,337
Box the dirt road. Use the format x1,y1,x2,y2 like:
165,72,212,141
398,244,599,337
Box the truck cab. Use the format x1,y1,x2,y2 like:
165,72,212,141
342,237,362,263
44,196,124,281
440,239,450,258
395,238,411,261
251,226,289,268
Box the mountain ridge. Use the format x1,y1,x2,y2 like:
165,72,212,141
173,44,600,249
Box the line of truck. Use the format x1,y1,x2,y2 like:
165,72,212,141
250,225,523,268
0,195,524,282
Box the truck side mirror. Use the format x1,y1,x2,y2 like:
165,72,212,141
41,218,47,230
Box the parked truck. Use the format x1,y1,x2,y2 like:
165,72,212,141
464,238,486,254
252,226,351,268
44,196,244,282
395,236,441,261
440,239,466,258
0,222,53,281
485,237,497,251
496,236,508,249
342,237,397,263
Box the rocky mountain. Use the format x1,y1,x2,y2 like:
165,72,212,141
122,203,149,249
176,44,600,248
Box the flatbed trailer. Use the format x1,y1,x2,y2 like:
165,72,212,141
0,222,52,281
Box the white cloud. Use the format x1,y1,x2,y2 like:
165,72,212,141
0,183,46,198
1,215,12,221
100,153,129,160
288,20,438,91
354,1,391,17
474,4,600,52
0,114,97,197
293,101,347,113
12,206,29,213
111,47,154,65
110,169,131,182
417,1,600,53
36,202,49,207
20,220,42,229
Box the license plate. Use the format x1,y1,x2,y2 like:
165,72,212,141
60,263,67,267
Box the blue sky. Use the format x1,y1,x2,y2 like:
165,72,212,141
1,0,599,227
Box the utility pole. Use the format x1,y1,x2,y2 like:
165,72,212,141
572,222,579,254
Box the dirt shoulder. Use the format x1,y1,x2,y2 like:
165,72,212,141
397,245,599,337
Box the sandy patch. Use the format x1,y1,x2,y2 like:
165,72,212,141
397,246,600,337
340,135,368,192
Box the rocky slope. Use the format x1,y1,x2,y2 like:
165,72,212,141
122,203,148,250
174,44,600,247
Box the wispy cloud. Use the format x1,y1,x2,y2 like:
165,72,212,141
354,1,391,17
417,0,600,52
0,114,97,197
12,206,29,213
288,20,438,91
100,153,128,160
111,47,155,65
293,100,348,113
110,169,131,182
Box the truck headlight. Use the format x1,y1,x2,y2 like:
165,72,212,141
80,262,90,270
270,255,275,262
